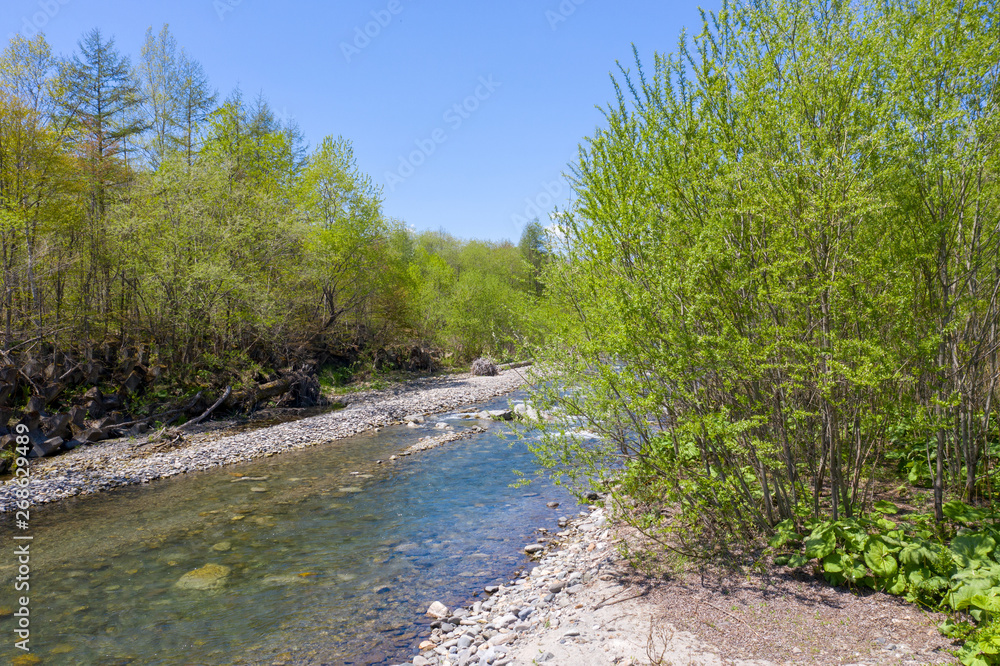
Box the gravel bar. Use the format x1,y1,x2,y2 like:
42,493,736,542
0,368,529,513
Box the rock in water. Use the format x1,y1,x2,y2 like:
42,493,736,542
470,358,499,376
175,563,231,590
426,600,449,618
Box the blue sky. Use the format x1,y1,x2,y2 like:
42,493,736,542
5,0,718,242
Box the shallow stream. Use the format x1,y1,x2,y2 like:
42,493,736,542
0,391,575,665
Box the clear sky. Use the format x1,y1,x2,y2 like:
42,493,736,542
5,0,719,242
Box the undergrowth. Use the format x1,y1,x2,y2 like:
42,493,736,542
770,500,1000,665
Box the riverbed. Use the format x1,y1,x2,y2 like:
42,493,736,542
0,391,576,665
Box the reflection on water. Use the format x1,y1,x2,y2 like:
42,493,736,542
0,392,573,665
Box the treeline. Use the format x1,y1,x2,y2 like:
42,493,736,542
0,26,549,409
530,0,1000,546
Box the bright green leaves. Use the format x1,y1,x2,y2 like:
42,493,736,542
822,551,866,585
864,538,899,578
952,534,998,570
804,524,837,559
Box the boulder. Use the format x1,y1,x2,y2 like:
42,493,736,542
29,437,63,459
122,369,145,395
76,427,107,444
41,413,72,440
26,395,47,414
61,439,83,451
68,405,87,428
426,601,449,619
0,382,14,407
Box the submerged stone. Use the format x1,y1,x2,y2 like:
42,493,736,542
175,563,231,590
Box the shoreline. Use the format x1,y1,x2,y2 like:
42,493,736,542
0,367,530,513
398,505,776,666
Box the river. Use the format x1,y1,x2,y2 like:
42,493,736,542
0,391,575,665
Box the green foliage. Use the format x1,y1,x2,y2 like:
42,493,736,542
526,0,1000,561
773,503,1000,664
0,27,551,391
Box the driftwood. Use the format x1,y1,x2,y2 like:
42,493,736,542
223,378,292,409
177,386,231,431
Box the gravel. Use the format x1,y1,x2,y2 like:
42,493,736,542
0,368,529,513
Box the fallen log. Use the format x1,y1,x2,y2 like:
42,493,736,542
222,378,291,410
177,386,231,431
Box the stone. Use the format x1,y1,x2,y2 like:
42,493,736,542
418,640,436,651
210,541,232,552
427,601,449,619
77,427,107,443
548,581,566,593
412,656,432,666
404,414,426,424
524,543,545,555
41,413,72,439
175,563,231,590
30,437,64,458
546,502,560,508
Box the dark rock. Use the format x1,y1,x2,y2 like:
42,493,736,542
125,423,148,437
26,395,47,414
84,386,103,401
585,491,600,501
69,405,87,428
122,369,145,395
43,381,65,404
102,394,123,411
0,382,14,407
30,437,63,458
85,398,104,419
84,362,104,384
41,413,72,439
17,411,41,433
62,439,83,451
97,415,121,429
77,427,107,443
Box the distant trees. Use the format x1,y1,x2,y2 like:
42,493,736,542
0,26,545,399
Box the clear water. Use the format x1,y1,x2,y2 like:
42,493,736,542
0,392,575,665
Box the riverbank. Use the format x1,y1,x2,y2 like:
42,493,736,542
405,504,959,666
0,367,530,513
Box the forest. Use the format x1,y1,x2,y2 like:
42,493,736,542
0,26,552,420
523,0,1000,661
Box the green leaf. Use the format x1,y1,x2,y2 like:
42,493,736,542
804,525,836,559
873,500,898,515
951,534,996,569
864,539,899,579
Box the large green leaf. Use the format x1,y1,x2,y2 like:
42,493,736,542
864,539,899,579
899,541,936,567
804,525,836,559
951,534,996,570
